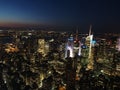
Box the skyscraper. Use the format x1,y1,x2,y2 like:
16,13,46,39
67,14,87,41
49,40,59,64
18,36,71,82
65,35,74,58
86,25,94,70
65,30,82,58
37,39,49,57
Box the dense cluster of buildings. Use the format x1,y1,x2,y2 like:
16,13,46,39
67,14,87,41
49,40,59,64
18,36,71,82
0,28,120,90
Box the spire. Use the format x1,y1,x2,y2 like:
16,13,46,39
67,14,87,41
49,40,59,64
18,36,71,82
75,28,78,41
89,25,92,35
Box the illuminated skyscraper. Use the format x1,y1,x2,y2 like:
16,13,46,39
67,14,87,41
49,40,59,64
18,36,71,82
65,35,74,58
86,25,94,70
65,30,82,58
37,39,49,56
38,39,45,55
73,30,82,56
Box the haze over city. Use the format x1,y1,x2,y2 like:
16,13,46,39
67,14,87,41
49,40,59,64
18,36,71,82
0,0,120,33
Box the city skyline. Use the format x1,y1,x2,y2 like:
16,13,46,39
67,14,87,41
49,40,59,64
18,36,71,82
0,0,120,33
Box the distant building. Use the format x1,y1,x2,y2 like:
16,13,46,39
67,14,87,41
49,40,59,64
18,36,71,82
116,63,120,71
116,38,120,51
37,39,49,57
99,39,107,57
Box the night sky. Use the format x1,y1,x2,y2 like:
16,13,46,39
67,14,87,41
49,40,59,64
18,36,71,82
0,0,120,33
